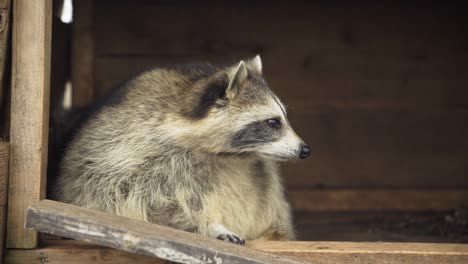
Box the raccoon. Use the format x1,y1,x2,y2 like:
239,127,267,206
53,56,310,244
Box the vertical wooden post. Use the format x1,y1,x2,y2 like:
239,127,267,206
6,0,52,249
72,0,94,107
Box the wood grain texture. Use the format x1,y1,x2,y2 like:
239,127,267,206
248,241,468,264
5,239,468,264
5,240,165,264
25,200,305,264
6,0,52,249
71,0,94,107
288,189,468,211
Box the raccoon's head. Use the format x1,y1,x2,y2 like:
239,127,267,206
170,56,310,161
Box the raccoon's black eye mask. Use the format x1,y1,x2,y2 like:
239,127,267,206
231,119,283,148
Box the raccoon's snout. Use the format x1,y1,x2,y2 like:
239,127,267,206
299,144,311,159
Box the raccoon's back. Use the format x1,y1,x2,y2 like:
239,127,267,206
54,64,225,209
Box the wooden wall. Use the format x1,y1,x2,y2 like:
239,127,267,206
71,1,468,190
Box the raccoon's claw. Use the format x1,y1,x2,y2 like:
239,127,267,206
217,233,245,245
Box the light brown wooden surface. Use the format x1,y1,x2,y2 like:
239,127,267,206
5,239,468,264
0,142,9,260
26,200,305,264
70,1,468,189
6,0,52,249
249,241,468,264
289,189,468,211
71,0,94,107
5,240,165,264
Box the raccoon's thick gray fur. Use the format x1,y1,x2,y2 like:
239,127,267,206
54,56,310,243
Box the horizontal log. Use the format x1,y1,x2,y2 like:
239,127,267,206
5,239,468,264
25,200,304,264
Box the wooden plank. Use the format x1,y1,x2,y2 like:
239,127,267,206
249,241,468,264
71,0,94,107
6,0,52,249
5,240,165,264
5,239,468,264
25,200,305,264
288,189,468,211
0,142,9,260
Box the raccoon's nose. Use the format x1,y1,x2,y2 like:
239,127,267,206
299,145,311,159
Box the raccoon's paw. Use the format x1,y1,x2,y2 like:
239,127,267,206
209,223,245,246
216,233,245,245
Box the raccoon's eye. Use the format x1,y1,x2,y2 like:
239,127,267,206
266,118,282,129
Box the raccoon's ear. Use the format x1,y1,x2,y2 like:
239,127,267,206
226,60,248,99
248,55,262,74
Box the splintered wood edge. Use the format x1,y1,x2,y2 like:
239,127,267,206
25,200,305,264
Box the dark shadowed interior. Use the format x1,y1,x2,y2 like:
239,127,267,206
47,0,468,243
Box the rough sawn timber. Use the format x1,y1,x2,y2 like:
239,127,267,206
6,0,52,249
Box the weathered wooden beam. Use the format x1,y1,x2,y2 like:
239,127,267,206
25,200,305,264
289,189,468,211
249,241,468,264
6,0,52,249
5,240,166,264
5,238,468,264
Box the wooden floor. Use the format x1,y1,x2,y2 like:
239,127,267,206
5,239,468,264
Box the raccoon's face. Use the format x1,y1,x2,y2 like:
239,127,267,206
180,56,310,161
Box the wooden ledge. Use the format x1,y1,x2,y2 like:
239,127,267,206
24,200,305,264
6,199,467,263
6,239,468,264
